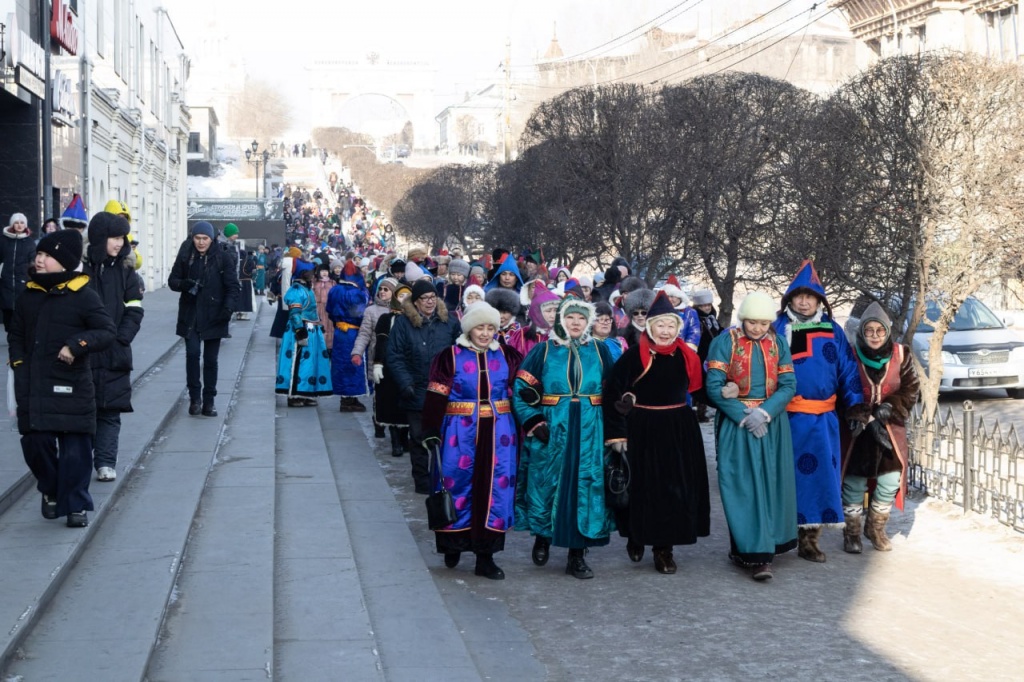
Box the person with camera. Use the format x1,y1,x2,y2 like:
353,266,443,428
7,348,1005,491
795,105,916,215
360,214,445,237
168,222,240,417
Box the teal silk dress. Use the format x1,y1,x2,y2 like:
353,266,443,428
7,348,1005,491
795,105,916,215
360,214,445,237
512,338,615,549
706,327,798,565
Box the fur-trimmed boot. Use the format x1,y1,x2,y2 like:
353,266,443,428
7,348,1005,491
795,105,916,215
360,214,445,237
864,504,893,551
797,527,827,563
842,507,863,554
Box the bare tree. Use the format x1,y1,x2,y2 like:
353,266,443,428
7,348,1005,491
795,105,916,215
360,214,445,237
392,165,496,253
227,79,291,142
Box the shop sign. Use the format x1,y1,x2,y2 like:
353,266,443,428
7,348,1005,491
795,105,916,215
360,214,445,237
50,0,79,56
5,13,46,81
15,66,46,99
52,69,77,118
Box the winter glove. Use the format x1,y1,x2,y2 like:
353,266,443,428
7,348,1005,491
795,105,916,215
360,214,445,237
518,385,542,407
873,402,893,425
372,364,384,384
849,420,865,439
609,440,627,454
867,419,893,451
530,423,550,444
294,326,308,341
721,382,740,399
400,385,416,402
614,393,636,416
738,407,770,438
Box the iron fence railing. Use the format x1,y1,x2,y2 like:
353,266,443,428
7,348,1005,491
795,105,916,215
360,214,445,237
907,401,1024,532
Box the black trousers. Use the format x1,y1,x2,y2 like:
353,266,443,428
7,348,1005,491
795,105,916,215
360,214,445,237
406,410,430,490
185,329,222,401
22,431,94,517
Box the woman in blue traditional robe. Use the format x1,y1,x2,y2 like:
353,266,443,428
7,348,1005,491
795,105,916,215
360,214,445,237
707,292,797,581
327,260,370,411
422,302,522,580
275,269,333,405
512,297,615,580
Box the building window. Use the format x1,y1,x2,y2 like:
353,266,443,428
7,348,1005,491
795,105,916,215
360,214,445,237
986,6,1019,62
113,0,121,75
96,0,105,58
188,132,201,154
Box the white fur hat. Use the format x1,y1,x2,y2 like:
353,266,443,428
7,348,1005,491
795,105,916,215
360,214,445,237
737,292,777,321
660,283,688,309
460,301,500,334
692,289,714,306
462,284,485,307
404,261,429,282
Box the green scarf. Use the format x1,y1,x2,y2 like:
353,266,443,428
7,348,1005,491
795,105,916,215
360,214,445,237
856,344,892,370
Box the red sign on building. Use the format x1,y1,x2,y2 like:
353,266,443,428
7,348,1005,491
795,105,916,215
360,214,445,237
50,0,79,56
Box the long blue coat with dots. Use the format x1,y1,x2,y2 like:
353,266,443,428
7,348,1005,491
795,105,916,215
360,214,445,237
772,314,864,526
275,282,333,397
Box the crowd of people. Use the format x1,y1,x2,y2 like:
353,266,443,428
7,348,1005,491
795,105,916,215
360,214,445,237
260,231,919,583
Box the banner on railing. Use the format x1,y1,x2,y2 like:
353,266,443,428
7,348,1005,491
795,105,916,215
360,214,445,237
186,199,284,221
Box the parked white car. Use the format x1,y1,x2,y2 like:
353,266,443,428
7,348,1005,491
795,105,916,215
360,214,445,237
844,295,1024,398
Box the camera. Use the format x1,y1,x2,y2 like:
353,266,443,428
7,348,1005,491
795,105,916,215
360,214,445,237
187,279,204,297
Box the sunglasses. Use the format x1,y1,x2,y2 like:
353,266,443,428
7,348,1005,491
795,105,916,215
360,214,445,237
632,310,648,317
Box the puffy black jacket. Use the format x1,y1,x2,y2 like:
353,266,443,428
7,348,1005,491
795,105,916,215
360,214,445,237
8,273,116,434
0,226,36,310
385,299,460,411
167,239,240,340
84,216,145,412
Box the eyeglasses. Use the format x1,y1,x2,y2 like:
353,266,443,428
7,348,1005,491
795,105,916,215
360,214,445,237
595,316,613,324
632,310,648,317
863,327,887,337
418,294,437,301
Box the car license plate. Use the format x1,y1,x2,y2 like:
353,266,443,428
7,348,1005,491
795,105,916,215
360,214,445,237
968,367,1003,378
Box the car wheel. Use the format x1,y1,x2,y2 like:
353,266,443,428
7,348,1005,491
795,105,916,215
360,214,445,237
1007,388,1024,399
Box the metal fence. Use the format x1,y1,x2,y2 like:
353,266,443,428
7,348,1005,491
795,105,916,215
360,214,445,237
907,402,1024,532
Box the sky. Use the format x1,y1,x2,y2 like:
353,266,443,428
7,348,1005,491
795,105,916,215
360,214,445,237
165,0,834,137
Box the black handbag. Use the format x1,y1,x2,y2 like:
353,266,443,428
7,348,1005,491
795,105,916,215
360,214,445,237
425,442,457,530
604,446,631,510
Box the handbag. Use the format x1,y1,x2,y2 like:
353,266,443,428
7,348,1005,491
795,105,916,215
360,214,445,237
604,447,631,510
425,441,456,530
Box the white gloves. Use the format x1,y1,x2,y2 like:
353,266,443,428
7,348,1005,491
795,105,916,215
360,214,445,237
721,382,739,399
738,407,771,438
372,364,384,384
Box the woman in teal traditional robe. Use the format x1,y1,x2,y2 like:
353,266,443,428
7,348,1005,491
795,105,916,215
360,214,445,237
512,297,615,579
706,292,797,581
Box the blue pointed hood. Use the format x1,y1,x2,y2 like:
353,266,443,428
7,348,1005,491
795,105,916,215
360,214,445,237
484,255,523,292
784,259,827,302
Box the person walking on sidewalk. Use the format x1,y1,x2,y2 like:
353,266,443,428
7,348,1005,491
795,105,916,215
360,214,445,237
0,212,35,331
772,260,867,563
511,297,615,580
707,292,798,581
387,279,461,493
275,268,333,406
83,212,144,482
602,291,711,575
373,284,412,457
421,302,523,579
9,230,116,527
352,276,398,437
168,222,240,417
326,260,370,412
840,303,919,554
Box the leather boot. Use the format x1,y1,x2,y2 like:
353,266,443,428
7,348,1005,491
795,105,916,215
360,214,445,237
389,427,404,457
532,536,551,566
399,427,410,452
374,422,386,438
474,553,505,580
653,546,677,574
864,506,893,551
696,402,710,423
797,527,826,563
626,539,644,563
843,509,863,554
565,549,594,579
188,399,202,416
201,399,217,417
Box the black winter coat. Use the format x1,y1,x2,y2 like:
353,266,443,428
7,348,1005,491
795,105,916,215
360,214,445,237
167,240,240,339
385,299,460,411
8,273,116,434
84,238,145,412
0,227,36,310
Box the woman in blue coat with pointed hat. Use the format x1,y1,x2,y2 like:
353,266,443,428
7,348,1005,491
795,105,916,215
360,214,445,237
327,260,370,411
483,254,523,293
772,260,868,563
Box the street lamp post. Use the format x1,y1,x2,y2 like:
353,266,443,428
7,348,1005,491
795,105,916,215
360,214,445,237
244,140,271,198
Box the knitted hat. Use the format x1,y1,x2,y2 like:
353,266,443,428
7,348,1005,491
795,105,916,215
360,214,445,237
737,292,777,321
462,284,485,307
448,259,470,277
858,302,892,340
390,284,412,310
460,301,500,334
378,277,400,294
223,223,239,238
692,289,714,306
36,229,84,271
486,288,521,316
404,261,428,282
579,275,593,289
60,193,89,230
411,279,436,302
192,222,215,239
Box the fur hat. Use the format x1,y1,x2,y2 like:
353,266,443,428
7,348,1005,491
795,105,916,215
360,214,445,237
36,229,84,271
486,287,521,316
623,288,656,316
462,284,485,307
411,279,436,302
691,289,714,306
448,258,470,277
737,292,777,321
404,261,428,282
660,275,688,309
618,276,646,297
460,301,501,334
407,246,427,262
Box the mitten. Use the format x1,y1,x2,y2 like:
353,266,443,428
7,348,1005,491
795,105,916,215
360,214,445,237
867,419,893,451
372,364,384,384
873,402,893,425
614,393,636,416
531,423,550,444
721,382,740,399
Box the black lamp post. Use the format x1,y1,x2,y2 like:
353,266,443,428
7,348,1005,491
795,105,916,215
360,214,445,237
244,140,270,198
